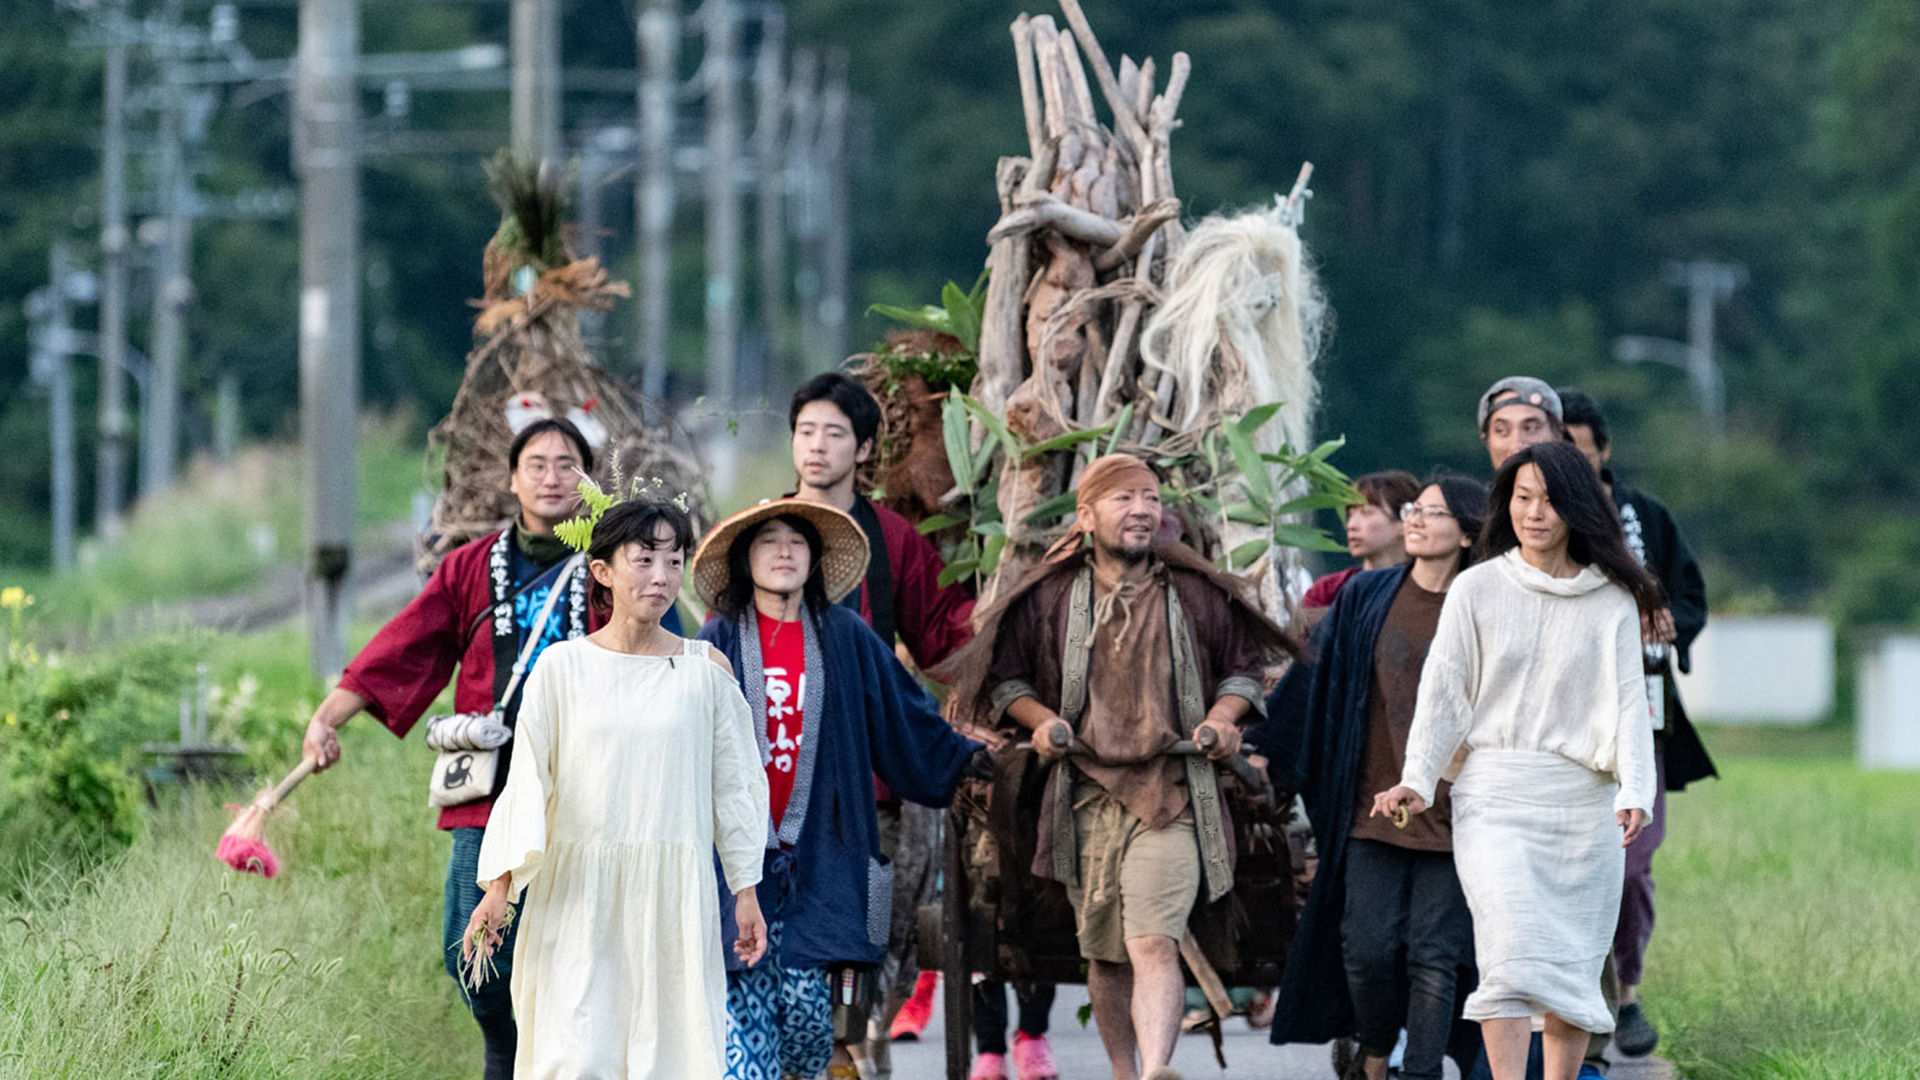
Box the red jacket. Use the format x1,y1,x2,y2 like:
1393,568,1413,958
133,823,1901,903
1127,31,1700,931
857,497,977,674
338,530,604,829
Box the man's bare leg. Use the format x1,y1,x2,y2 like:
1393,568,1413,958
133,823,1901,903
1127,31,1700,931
1088,958,1140,1080
1123,934,1185,1073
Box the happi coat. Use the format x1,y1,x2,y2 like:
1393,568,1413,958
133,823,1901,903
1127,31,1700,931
698,604,983,972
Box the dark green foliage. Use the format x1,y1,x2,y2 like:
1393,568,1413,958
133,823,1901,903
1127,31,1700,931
0,0,1916,632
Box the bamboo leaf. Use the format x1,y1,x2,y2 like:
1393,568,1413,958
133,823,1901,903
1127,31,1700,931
942,394,978,494
1104,403,1134,455
915,513,965,535
1224,502,1270,526
1236,401,1285,436
1230,538,1271,569
1020,424,1114,460
980,533,1007,576
937,560,981,588
868,302,952,336
1274,491,1359,516
957,392,1015,453
1022,489,1082,524
974,520,1007,536
1223,421,1274,507
943,280,983,355
1273,522,1351,553
972,430,1003,479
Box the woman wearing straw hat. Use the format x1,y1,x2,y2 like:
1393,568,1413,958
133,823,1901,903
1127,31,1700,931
692,497,986,1080
464,497,771,1079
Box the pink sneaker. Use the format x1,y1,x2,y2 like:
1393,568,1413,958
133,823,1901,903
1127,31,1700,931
969,1052,1008,1080
1011,1032,1059,1080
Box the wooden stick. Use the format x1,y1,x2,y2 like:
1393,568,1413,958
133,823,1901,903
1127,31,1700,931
1056,0,1147,151
261,756,318,810
1092,294,1144,425
1180,931,1236,1020
1285,160,1315,221
1011,16,1046,161
1133,56,1156,121
986,194,1124,248
1094,196,1180,271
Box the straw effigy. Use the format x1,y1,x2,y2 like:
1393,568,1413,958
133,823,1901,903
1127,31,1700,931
418,153,708,575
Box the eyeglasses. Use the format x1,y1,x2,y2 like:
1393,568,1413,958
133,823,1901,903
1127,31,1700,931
1399,503,1454,523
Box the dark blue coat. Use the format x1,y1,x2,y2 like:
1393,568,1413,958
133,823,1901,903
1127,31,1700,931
700,604,981,972
1252,565,1410,1045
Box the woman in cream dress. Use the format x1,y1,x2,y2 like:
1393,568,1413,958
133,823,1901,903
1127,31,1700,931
466,498,771,1079
1375,442,1661,1080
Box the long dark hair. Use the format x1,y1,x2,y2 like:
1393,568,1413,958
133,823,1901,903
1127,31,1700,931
712,513,833,620
586,499,696,617
1423,473,1490,574
1481,442,1663,613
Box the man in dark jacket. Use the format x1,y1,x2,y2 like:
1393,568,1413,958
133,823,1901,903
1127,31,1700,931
1559,388,1717,1058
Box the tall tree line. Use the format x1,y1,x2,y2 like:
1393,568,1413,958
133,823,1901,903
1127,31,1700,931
1,0,1916,631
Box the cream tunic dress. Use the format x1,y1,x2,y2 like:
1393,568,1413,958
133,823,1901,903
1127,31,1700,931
1400,549,1656,1033
477,636,769,1079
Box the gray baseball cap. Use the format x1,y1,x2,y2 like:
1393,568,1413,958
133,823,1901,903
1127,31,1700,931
1476,377,1563,430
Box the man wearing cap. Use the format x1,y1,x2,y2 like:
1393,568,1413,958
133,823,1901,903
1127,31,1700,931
1477,376,1566,471
949,454,1296,1080
692,498,986,1080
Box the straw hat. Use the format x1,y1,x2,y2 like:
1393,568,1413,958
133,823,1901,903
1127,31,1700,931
692,498,870,611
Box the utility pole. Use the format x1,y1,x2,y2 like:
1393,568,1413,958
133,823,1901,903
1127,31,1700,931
296,0,361,677
97,0,131,539
785,48,822,370
754,6,786,381
510,0,561,163
818,50,850,366
144,0,191,499
1613,260,1745,436
704,0,741,420
636,0,678,398
703,0,742,490
28,244,85,574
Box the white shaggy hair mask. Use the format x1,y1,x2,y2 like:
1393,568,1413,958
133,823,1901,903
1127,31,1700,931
1140,197,1328,455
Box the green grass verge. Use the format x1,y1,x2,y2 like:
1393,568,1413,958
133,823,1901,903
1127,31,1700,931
0,623,477,1080
1651,726,1920,1078
1,416,424,634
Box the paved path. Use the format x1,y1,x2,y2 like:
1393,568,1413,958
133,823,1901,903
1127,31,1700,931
888,983,1675,1080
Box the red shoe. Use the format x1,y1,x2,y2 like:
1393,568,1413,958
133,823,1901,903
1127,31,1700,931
888,971,939,1041
969,1052,1008,1080
1011,1032,1059,1080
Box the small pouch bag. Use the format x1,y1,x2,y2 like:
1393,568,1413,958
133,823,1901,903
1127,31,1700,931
427,553,581,808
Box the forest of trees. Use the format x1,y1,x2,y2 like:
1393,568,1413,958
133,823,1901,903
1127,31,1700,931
2,0,1917,633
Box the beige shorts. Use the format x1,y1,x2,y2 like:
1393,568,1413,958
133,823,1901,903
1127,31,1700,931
1063,788,1200,964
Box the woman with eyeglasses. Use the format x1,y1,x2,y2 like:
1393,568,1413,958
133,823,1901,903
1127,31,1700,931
1257,475,1491,1080
1375,442,1662,1080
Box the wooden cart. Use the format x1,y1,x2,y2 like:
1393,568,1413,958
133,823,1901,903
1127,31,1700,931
921,735,1309,1079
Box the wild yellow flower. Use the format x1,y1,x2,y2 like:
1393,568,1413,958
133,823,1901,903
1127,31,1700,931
0,587,28,611
4,713,15,725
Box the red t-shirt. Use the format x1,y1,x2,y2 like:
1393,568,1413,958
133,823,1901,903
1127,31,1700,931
757,612,807,830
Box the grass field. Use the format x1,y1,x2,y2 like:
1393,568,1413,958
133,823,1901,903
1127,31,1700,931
0,625,478,1080
1650,725,1920,1079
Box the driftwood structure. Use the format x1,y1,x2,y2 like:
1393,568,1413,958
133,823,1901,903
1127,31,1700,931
418,156,707,575
955,1,1328,616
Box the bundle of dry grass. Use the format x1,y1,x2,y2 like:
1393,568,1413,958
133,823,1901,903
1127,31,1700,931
418,153,707,574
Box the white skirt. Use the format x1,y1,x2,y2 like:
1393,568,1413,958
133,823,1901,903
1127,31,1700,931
1450,748,1622,1033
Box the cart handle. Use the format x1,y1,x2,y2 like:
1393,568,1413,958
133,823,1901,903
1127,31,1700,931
1042,724,1274,805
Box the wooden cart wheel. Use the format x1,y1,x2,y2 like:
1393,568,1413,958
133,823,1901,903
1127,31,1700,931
942,804,974,1080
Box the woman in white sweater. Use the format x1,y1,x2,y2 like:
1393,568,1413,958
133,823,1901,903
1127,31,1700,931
1373,441,1661,1080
